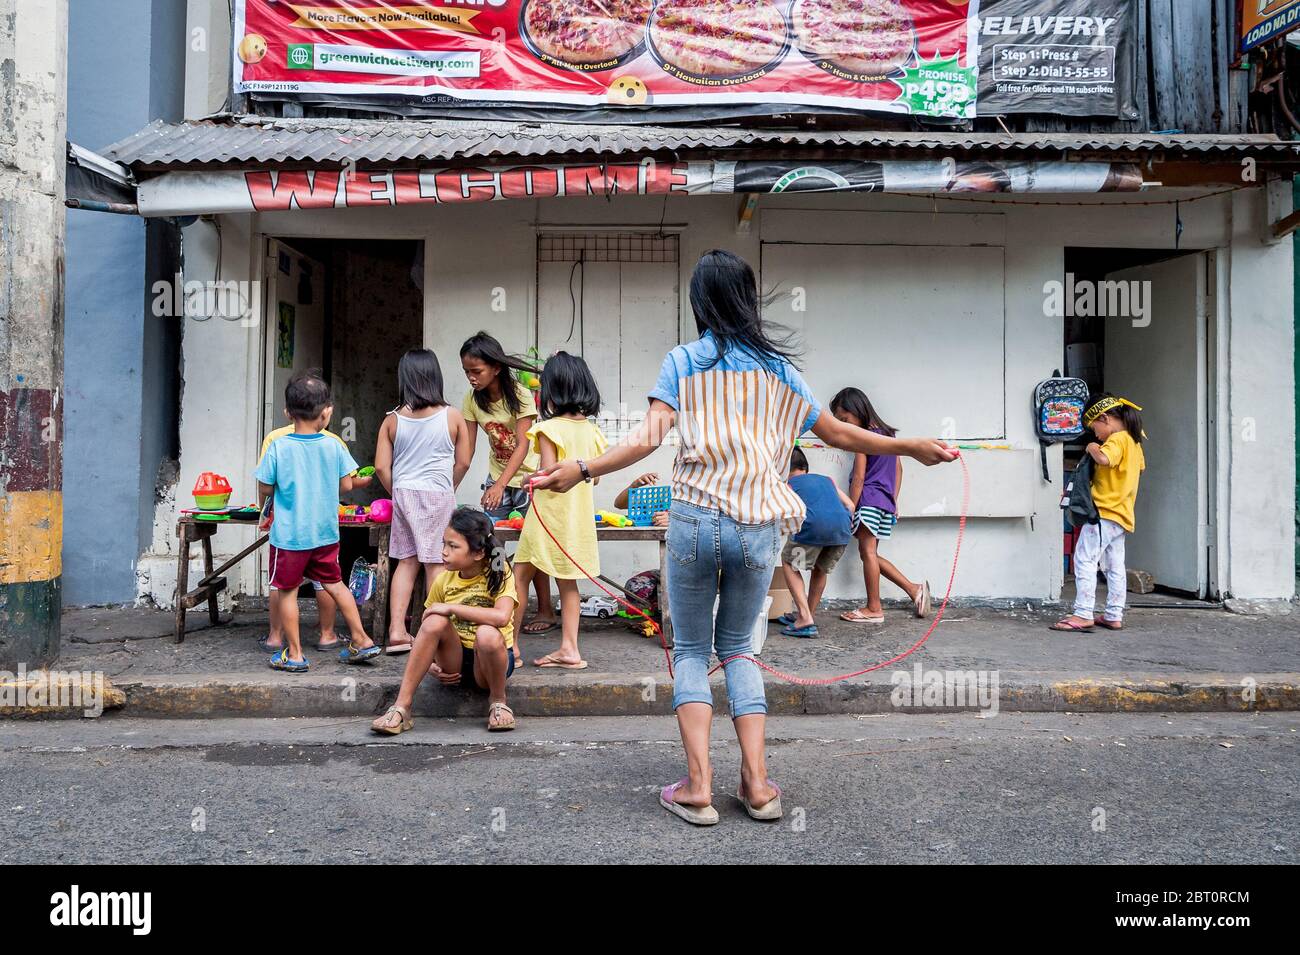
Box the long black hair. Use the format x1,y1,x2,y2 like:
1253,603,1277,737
829,386,896,437
539,350,601,419
396,348,445,411
689,249,800,370
1086,393,1145,444
459,331,533,418
448,508,507,597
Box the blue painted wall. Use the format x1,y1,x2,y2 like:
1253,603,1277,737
64,0,185,605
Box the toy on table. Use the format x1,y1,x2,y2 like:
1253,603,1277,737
355,465,376,478
495,509,525,531
338,504,370,524
595,511,634,528
192,472,232,510
626,485,671,527
368,498,392,523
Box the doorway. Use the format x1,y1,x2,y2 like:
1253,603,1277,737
258,237,425,594
1062,248,1216,601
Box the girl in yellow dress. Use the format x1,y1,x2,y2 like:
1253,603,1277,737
513,351,608,670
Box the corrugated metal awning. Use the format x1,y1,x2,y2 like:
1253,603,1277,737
104,117,1300,170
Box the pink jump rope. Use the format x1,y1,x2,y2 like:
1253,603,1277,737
525,451,970,685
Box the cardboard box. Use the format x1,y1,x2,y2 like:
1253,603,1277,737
767,567,792,619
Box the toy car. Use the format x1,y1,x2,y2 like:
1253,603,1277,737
579,595,619,619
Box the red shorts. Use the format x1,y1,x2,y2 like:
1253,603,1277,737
268,543,341,591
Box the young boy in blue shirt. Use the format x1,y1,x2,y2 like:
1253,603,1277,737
778,448,855,637
255,370,380,671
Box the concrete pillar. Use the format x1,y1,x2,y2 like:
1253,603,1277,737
0,0,69,667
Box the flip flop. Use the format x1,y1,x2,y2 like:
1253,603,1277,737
1093,618,1124,631
268,649,309,672
774,612,797,627
370,704,412,736
781,624,819,638
840,609,885,624
533,653,588,670
914,581,932,619
736,780,783,821
1050,618,1095,632
659,779,719,826
522,619,560,635
257,635,283,652
384,641,413,656
339,642,382,664
314,637,344,652
487,701,516,732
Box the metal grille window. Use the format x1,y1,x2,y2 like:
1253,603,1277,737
538,232,679,264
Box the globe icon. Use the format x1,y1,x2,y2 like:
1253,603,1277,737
289,46,310,67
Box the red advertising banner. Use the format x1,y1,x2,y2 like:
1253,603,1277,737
233,0,981,117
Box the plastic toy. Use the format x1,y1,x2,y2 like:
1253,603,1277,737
495,515,526,530
626,485,671,527
595,511,634,528
355,465,376,478
517,370,541,392
193,472,232,510
338,504,370,524
579,595,618,619
368,498,393,523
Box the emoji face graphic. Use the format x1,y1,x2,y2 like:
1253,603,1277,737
238,34,268,64
607,76,649,106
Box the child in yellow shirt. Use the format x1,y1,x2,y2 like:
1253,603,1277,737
513,352,608,670
371,508,519,733
1054,394,1146,633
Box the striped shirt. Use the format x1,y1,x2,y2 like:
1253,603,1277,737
649,331,821,533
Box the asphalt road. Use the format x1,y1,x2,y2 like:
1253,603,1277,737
3,713,1296,864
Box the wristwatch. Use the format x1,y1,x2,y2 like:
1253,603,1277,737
576,459,593,483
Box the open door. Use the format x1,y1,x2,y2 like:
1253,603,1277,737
1103,254,1210,596
262,239,328,435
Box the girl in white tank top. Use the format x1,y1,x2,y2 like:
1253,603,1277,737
375,350,471,652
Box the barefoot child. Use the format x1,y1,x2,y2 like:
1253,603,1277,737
830,387,931,624
460,332,555,655
1053,394,1146,633
514,351,608,671
375,349,472,654
530,249,956,827
776,447,854,637
254,370,381,671
371,508,519,733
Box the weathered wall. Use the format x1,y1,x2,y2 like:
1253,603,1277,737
138,184,1294,606
0,0,68,666
63,0,184,606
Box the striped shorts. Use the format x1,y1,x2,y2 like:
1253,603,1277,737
853,505,897,540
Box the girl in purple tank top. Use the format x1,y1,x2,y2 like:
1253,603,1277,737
830,388,932,625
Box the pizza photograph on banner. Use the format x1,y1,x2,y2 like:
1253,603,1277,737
232,0,982,117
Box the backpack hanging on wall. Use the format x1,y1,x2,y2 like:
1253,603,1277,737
1033,371,1089,482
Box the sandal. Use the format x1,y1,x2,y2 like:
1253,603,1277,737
533,653,588,670
487,701,516,732
371,704,412,736
913,581,932,618
774,612,796,627
314,636,344,651
659,779,719,826
736,779,783,821
1050,618,1095,632
1093,618,1124,631
840,608,885,624
384,640,413,656
257,635,283,652
338,642,382,664
268,648,309,672
522,619,560,635
781,624,819,638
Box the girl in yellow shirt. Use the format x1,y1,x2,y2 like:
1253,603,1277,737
513,351,608,670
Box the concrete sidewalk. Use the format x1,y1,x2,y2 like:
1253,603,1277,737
30,597,1300,719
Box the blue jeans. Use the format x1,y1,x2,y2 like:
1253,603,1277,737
665,500,778,718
